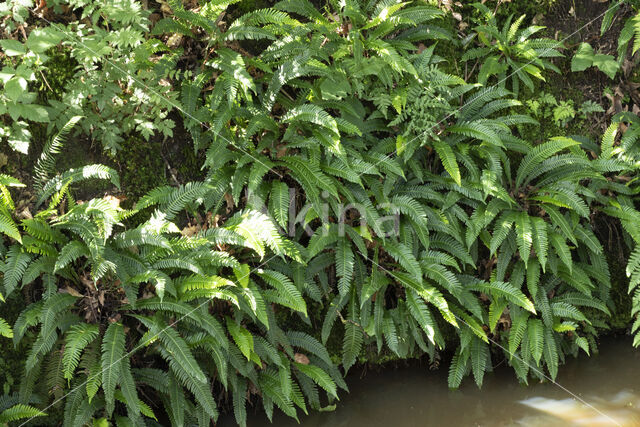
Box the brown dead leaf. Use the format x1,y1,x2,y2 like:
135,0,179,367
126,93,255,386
622,59,635,77
103,195,124,208
17,207,32,220
532,13,545,25
79,273,96,290
276,144,288,158
167,34,183,48
498,309,511,330
294,353,310,365
141,291,155,300
224,193,234,212
181,223,200,237
213,214,222,228
63,286,83,297
248,381,259,395
605,88,624,115
159,0,172,15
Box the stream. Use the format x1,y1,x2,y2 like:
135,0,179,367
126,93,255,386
232,337,640,426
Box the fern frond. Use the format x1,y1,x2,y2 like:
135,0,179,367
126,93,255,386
63,323,99,380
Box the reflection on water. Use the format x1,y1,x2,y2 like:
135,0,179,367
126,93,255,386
519,392,640,426
232,338,640,427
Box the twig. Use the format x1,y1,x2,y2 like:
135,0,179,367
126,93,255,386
39,69,53,92
336,310,369,338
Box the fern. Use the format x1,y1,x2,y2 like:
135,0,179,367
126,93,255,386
470,281,536,314
63,323,99,380
34,116,83,192
36,165,120,207
293,363,338,399
0,404,46,423
258,270,307,314
101,322,126,416
1,0,638,420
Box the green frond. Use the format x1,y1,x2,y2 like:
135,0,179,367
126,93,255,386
34,116,83,191
102,322,126,416
0,404,46,423
527,318,544,364
335,238,355,296
2,246,32,296
469,281,536,313
448,347,468,389
37,165,120,207
516,137,580,188
0,317,12,338
294,363,338,399
226,317,254,361
258,270,307,314
63,323,99,379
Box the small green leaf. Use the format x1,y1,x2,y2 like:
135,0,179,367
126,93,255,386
4,77,27,101
571,43,594,72
26,28,63,53
0,39,26,56
8,122,31,154
592,54,619,79
21,104,49,122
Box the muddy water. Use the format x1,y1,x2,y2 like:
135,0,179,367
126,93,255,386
239,338,640,426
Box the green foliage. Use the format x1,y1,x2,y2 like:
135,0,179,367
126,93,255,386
0,402,46,425
601,1,640,61
573,3,640,78
0,0,175,154
0,0,639,425
462,4,563,96
571,43,620,79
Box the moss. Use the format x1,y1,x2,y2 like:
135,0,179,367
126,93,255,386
109,136,170,203
38,47,78,102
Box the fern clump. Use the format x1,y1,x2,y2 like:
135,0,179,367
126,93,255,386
0,0,640,425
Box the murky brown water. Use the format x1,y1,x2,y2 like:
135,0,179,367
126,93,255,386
231,337,640,426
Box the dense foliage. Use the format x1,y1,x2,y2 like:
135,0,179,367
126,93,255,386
1,0,640,425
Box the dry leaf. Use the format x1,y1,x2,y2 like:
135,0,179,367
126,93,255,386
181,223,200,237
17,207,32,220
224,193,234,212
103,195,124,208
63,286,83,297
276,144,288,158
294,353,310,365
167,34,183,48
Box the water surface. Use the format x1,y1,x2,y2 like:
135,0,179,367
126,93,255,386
237,337,640,426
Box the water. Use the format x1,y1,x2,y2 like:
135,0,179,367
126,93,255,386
237,337,640,426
